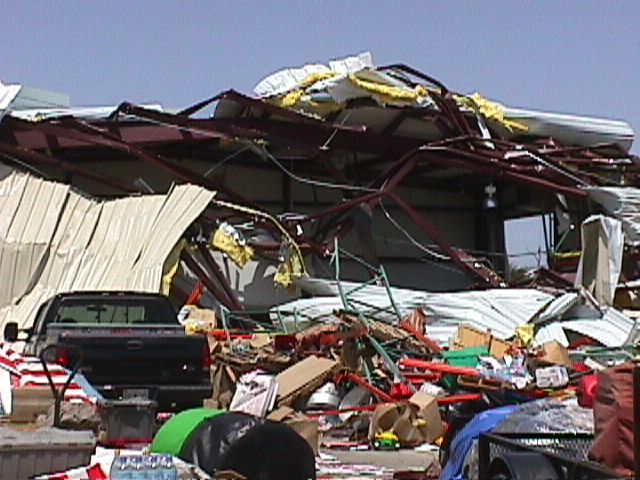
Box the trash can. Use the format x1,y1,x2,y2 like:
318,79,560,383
98,399,157,447
0,426,96,479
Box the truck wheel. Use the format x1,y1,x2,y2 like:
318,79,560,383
487,452,560,480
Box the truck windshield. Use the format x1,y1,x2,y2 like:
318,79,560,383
52,297,177,326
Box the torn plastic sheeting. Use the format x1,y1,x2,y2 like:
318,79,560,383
574,215,624,306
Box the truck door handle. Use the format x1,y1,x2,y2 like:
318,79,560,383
126,340,144,351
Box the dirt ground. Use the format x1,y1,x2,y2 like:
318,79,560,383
324,448,440,472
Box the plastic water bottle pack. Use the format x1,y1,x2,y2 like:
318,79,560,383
110,454,178,480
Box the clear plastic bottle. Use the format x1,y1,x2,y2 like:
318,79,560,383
132,456,150,480
110,455,132,480
159,454,178,480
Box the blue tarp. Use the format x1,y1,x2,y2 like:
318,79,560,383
440,405,518,480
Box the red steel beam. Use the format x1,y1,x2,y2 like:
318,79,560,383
387,191,503,287
307,393,484,418
196,243,245,311
399,319,443,354
15,117,257,207
180,248,237,311
4,117,219,151
335,372,395,403
120,100,422,157
399,358,481,377
0,140,140,194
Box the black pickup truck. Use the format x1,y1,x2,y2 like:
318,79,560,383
4,291,213,411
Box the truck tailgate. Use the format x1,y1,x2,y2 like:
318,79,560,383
58,328,207,386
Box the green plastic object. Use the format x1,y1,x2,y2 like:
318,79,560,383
150,408,225,456
443,347,489,366
441,346,489,391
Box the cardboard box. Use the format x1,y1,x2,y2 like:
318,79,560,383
489,337,512,359
408,392,444,444
453,325,491,350
368,403,424,446
541,341,573,368
10,387,55,423
275,355,339,406
454,325,514,360
368,394,444,447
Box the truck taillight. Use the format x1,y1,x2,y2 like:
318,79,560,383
56,347,70,368
202,343,212,371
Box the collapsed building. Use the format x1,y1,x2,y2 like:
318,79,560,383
0,52,638,346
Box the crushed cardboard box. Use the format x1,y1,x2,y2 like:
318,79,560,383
408,391,445,444
275,355,340,407
452,325,492,350
453,324,514,359
368,392,444,446
541,340,574,368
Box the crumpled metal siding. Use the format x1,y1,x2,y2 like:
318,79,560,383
587,187,640,244
276,278,554,346
0,168,215,330
0,169,71,307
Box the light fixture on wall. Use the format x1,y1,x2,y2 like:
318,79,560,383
483,183,497,209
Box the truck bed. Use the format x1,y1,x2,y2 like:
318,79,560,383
53,325,208,386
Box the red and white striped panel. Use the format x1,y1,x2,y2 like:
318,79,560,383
0,344,95,404
34,463,107,480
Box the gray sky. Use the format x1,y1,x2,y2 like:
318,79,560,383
2,1,639,266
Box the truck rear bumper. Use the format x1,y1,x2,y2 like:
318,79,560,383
98,384,213,411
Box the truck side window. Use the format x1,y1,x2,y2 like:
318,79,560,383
33,301,51,333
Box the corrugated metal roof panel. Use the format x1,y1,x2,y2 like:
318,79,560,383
535,323,570,347
278,278,554,346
